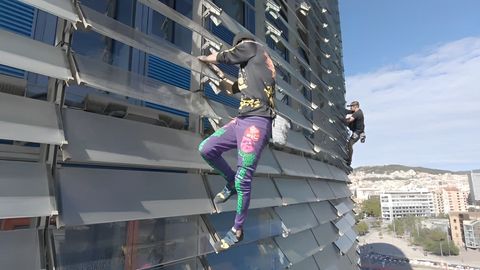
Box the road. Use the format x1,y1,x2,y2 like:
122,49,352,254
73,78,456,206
359,228,480,269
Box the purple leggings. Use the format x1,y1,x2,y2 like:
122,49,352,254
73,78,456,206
199,116,272,230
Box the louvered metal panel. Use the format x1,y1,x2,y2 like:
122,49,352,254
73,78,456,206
275,229,321,265
331,200,350,216
273,177,317,205
0,28,72,81
57,167,214,226
289,256,319,270
307,158,335,179
311,222,338,248
80,5,219,82
283,130,315,154
0,160,56,218
334,215,351,235
310,201,337,224
0,229,41,270
274,203,318,234
223,146,282,175
207,175,283,212
74,54,218,119
313,244,341,270
0,93,66,145
334,233,354,254
328,181,351,199
62,108,210,170
328,164,349,182
272,150,316,178
344,212,356,227
308,179,336,201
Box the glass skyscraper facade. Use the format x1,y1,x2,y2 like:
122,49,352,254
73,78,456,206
0,0,358,269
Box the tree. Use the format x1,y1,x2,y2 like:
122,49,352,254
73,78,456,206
413,228,459,256
356,221,369,236
361,197,381,217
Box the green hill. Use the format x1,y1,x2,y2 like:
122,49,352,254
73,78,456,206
354,164,467,175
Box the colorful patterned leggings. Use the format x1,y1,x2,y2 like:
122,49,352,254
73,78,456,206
199,116,272,230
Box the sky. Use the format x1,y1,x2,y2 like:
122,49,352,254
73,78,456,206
338,1,480,171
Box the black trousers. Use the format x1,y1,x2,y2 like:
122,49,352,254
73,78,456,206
346,132,361,165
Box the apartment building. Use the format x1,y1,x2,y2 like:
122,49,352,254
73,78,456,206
380,190,435,221
433,187,468,215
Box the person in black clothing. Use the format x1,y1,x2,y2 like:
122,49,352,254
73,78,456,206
346,101,365,166
197,32,276,251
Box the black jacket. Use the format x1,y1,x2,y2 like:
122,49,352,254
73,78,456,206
216,40,276,118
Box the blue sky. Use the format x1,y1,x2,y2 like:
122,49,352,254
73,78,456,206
338,1,480,171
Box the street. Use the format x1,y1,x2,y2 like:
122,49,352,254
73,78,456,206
359,228,480,270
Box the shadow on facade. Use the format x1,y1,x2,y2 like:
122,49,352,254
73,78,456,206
360,243,413,270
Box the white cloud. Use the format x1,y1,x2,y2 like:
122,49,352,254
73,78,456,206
346,37,480,170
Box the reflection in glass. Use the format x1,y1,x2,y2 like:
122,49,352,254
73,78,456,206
151,257,204,270
132,216,213,269
207,238,289,270
0,218,33,231
213,0,244,25
53,216,214,270
207,208,284,244
72,0,134,69
148,0,193,54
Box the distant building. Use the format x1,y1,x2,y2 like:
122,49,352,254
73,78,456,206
432,187,468,215
354,187,381,202
449,211,480,248
464,220,480,249
468,170,480,205
380,190,435,221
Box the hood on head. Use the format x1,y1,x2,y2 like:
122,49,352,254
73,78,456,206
233,32,256,45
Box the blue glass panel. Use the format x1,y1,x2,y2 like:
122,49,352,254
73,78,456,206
0,65,24,78
244,6,255,34
0,0,34,77
204,84,239,108
111,0,135,69
217,62,238,78
145,102,189,126
211,23,234,45
206,238,290,270
0,0,35,37
207,208,283,243
147,55,191,90
213,0,244,25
